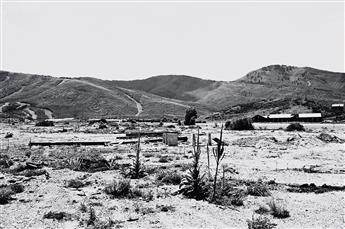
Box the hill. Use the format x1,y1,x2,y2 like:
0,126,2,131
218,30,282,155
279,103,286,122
114,75,218,101
0,71,210,120
0,65,344,120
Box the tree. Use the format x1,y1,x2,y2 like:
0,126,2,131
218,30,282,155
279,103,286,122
184,107,197,125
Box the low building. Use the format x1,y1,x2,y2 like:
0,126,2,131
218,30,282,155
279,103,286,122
297,113,322,122
331,104,344,113
267,114,295,122
252,115,268,122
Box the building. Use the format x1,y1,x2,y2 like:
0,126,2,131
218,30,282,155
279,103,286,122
331,104,344,113
252,115,268,122
297,113,322,122
267,114,295,122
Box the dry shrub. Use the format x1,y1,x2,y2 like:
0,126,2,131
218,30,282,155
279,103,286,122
247,180,271,197
0,154,13,169
158,155,173,163
156,170,182,185
247,215,277,229
156,204,175,212
104,179,131,198
225,118,254,131
43,211,71,221
8,183,25,193
286,123,305,132
0,187,14,204
267,199,290,218
66,178,87,189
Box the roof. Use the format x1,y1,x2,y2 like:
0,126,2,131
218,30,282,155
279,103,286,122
268,114,293,119
298,113,322,118
332,104,344,107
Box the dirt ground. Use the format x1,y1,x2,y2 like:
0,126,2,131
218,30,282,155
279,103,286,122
0,121,344,228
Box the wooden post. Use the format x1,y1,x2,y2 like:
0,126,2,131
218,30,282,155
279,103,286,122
207,144,210,178
208,133,212,146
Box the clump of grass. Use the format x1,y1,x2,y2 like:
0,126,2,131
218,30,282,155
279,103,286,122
156,204,175,212
255,205,271,215
286,123,305,132
0,187,14,204
104,179,131,198
156,170,182,185
247,215,277,229
225,118,254,131
131,187,154,201
0,154,13,169
267,199,290,218
247,180,271,197
80,203,88,213
66,178,87,189
158,155,172,163
43,211,71,221
87,207,97,226
8,183,25,193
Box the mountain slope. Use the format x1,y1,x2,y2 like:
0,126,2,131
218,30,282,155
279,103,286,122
0,65,344,120
0,71,210,120
114,75,218,101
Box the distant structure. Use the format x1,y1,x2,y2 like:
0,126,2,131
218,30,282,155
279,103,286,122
297,113,322,122
252,113,322,123
331,104,344,114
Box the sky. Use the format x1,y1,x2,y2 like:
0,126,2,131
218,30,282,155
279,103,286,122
0,1,344,81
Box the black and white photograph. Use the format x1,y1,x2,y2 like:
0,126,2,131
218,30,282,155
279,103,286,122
0,0,344,228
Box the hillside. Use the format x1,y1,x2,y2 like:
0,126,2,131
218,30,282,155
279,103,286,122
0,71,209,120
114,75,219,101
0,65,344,120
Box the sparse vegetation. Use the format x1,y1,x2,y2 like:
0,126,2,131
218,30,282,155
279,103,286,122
212,125,226,201
0,187,14,204
179,127,206,200
286,123,305,132
247,215,277,229
43,211,71,221
104,179,132,198
66,178,87,189
156,170,182,185
267,199,290,218
247,180,271,197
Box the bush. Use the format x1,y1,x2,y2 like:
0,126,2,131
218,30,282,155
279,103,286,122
158,155,172,163
247,215,277,229
0,187,14,204
184,107,197,125
43,211,71,221
267,200,290,218
286,123,305,132
0,154,13,169
156,171,182,185
247,180,271,197
8,183,25,193
225,118,254,130
66,178,86,189
104,179,131,198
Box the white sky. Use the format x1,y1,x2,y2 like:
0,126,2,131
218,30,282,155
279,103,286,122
1,1,344,81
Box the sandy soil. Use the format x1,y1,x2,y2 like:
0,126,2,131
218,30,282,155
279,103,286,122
0,122,344,228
